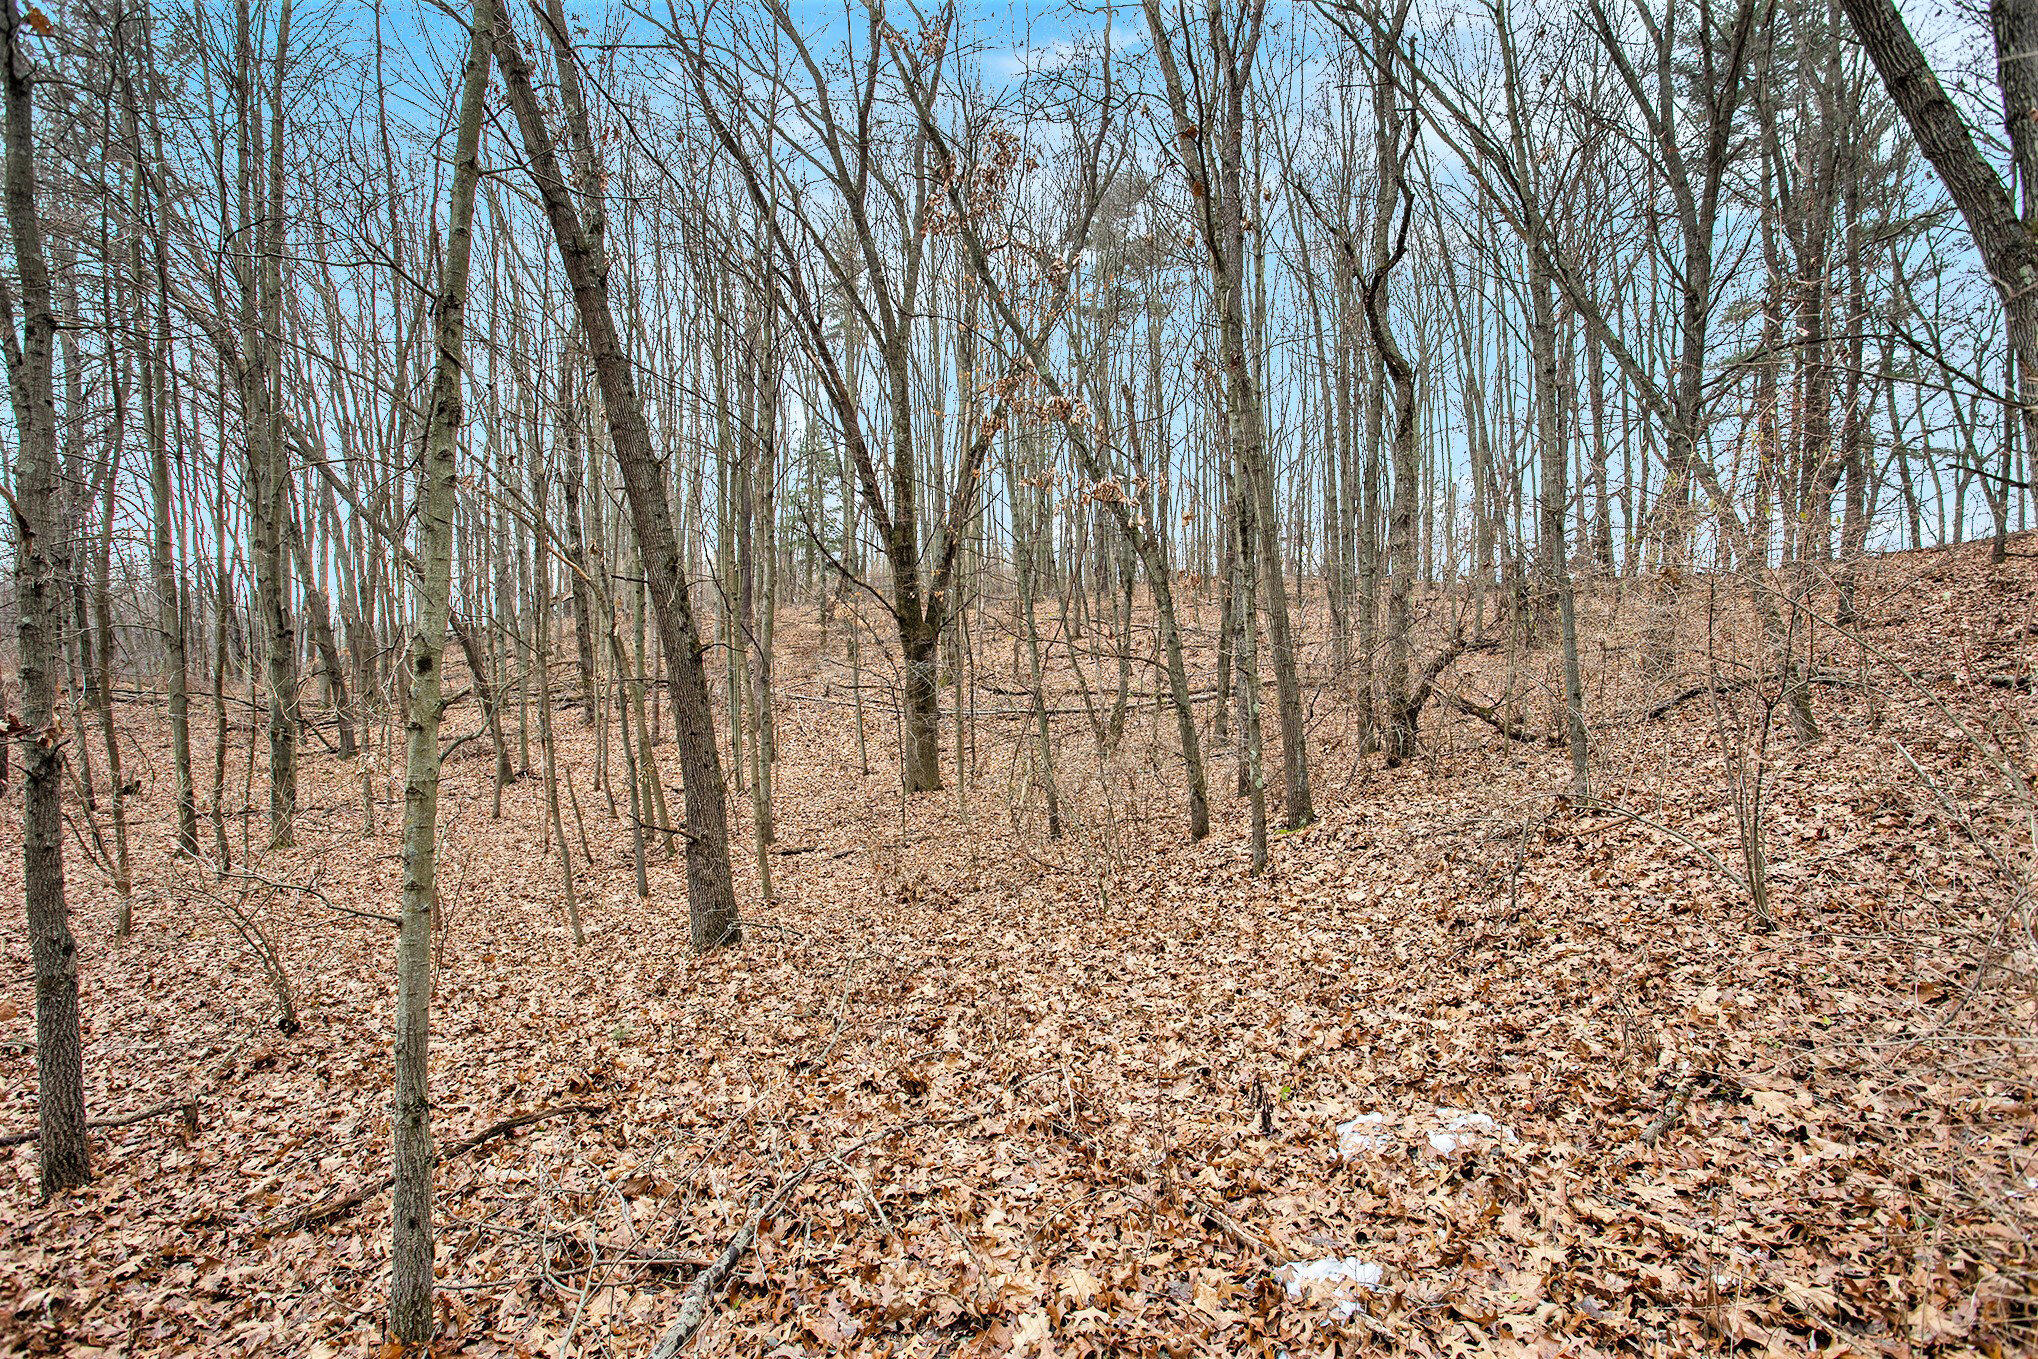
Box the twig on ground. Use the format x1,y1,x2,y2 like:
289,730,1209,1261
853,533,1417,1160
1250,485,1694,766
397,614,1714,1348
0,1098,199,1149
265,1102,605,1234
644,1109,989,1354
1642,1061,1704,1145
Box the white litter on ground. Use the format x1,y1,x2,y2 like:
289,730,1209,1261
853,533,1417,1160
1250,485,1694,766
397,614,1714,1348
1425,1108,1520,1155
1275,1256,1384,1321
1335,1113,1391,1156
1335,1106,1521,1158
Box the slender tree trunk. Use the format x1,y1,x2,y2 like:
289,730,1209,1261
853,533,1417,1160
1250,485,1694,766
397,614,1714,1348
1232,470,1270,872
559,359,600,720
142,217,199,858
237,0,298,847
451,612,513,809
1356,63,1422,763
88,420,133,929
1528,267,1591,797
390,2,491,1340
495,8,740,950
290,503,355,758
1012,445,1063,838
529,426,584,943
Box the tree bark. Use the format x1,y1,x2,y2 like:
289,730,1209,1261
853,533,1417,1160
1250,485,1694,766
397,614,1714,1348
390,0,492,1339
558,358,601,720
236,0,298,847
2,0,89,1201
1841,0,2038,543
494,5,740,950
289,501,355,759
139,185,200,857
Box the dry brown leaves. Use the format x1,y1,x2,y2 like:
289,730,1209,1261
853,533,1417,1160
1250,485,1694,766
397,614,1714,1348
2,538,2034,1357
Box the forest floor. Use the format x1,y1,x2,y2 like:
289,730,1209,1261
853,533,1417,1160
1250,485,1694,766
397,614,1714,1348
2,537,2035,1358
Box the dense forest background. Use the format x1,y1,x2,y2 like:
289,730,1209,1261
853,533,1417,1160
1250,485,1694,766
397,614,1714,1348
1,0,2034,1354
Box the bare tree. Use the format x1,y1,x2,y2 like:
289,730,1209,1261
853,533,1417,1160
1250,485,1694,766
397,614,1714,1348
388,0,494,1342
2,0,89,1200
493,0,740,950
1840,0,2037,566
1145,0,1316,830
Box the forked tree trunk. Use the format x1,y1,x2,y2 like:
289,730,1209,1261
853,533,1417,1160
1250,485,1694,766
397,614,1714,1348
1144,0,1312,829
897,70,1212,841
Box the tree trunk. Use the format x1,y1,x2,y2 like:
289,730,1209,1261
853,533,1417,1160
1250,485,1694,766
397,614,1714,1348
1527,265,1591,798
451,612,514,805
3,0,89,1201
390,1,492,1340
237,0,298,847
141,207,200,858
290,502,355,759
494,7,740,951
558,359,601,721
1842,0,2038,512
900,621,942,796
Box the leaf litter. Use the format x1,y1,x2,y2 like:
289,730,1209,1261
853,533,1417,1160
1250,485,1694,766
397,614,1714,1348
0,537,2034,1356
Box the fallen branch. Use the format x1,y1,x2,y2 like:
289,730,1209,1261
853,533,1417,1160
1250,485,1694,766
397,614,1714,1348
1121,1186,1290,1263
1647,671,1858,720
0,1098,198,1149
1577,800,1747,893
1439,690,1561,746
267,1102,604,1234
642,1110,987,1354
1641,1062,1704,1145
1406,635,1501,721
1182,1195,1282,1260
648,1196,762,1359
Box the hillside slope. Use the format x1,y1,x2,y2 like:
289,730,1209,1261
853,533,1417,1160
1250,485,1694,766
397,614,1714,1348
3,538,2033,1357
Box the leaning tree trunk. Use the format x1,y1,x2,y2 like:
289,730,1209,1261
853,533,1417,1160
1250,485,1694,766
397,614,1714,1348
1842,0,2038,537
494,5,739,950
3,0,89,1201
390,0,491,1340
